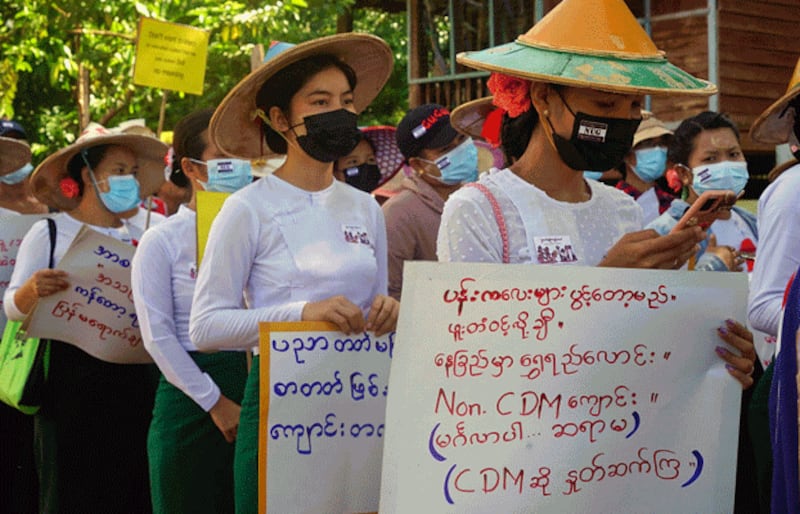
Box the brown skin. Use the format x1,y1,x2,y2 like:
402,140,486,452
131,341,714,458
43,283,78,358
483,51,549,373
407,133,467,201
13,145,136,316
521,82,704,268
515,83,754,388
675,127,746,270
621,134,672,193
333,138,377,182
0,173,48,214
176,129,242,442
267,66,398,336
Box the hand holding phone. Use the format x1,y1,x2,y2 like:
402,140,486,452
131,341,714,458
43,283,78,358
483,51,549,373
670,190,738,234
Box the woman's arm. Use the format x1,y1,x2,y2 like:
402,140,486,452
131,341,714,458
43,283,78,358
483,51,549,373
132,227,221,411
189,196,306,351
3,219,68,320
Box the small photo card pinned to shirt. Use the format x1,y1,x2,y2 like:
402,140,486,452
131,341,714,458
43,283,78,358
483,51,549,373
534,235,578,264
342,224,371,246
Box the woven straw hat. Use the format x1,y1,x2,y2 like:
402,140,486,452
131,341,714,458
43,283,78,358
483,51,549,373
210,33,393,159
0,137,32,176
31,122,168,211
450,97,502,140
632,111,673,147
751,58,800,144
457,0,716,96
361,125,404,187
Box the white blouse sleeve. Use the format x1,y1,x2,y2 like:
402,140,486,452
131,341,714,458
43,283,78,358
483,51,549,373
748,186,800,336
132,229,220,412
371,204,389,299
437,189,506,263
3,220,51,321
189,195,306,351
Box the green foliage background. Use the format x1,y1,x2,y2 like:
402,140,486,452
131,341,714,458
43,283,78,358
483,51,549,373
0,0,409,163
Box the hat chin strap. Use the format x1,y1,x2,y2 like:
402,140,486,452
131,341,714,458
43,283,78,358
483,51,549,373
254,108,304,156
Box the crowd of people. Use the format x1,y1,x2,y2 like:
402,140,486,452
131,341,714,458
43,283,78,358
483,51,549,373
2,0,800,512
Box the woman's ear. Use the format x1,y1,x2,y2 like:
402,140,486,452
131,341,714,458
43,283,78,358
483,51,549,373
268,106,289,132
529,82,552,119
676,163,693,186
181,157,207,183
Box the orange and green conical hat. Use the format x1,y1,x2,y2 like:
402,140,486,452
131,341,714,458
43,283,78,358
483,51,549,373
457,0,716,96
751,57,800,144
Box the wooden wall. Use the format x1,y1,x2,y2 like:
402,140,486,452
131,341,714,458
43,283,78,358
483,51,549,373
718,0,798,152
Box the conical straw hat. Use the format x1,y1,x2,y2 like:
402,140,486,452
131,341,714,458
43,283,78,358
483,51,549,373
457,0,716,96
210,33,393,159
31,122,168,211
751,57,800,144
0,137,31,176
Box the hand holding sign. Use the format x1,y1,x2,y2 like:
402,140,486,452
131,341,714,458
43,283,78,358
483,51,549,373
25,226,151,364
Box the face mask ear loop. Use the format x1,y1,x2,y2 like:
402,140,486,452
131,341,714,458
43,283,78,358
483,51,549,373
81,149,106,201
253,108,303,155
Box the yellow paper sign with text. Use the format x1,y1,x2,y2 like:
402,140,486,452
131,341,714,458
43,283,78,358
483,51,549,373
196,191,230,265
134,17,209,95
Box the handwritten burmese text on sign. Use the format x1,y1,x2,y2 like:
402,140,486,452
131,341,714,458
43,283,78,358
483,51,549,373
0,214,47,328
25,227,151,364
259,322,393,514
379,262,746,513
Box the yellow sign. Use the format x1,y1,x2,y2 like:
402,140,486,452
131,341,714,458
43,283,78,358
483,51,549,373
133,17,209,95
196,191,230,265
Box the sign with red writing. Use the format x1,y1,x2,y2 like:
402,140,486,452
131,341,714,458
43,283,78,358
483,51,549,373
0,213,47,329
25,226,151,363
259,322,392,514
380,262,746,513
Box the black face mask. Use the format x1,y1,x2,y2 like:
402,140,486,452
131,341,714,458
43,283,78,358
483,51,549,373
343,163,381,192
291,109,362,163
550,90,641,171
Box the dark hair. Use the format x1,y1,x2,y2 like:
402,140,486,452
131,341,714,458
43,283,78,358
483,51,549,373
499,84,563,164
170,108,214,187
501,109,537,163
65,144,111,197
255,54,358,154
668,111,740,167
333,131,369,172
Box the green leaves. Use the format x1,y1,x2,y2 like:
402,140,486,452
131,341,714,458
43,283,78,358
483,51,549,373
3,0,408,163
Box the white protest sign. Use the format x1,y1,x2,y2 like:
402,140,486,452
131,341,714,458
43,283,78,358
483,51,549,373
0,213,48,329
259,322,393,514
380,262,746,513
25,226,151,363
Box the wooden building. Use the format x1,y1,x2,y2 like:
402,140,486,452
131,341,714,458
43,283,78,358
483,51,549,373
400,0,799,167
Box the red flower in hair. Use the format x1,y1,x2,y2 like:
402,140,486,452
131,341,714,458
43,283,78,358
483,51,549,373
665,167,682,193
487,73,532,118
59,177,80,199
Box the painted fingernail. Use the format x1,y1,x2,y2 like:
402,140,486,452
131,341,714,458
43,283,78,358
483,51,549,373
725,364,736,372
715,346,728,356
725,319,736,327
718,326,729,336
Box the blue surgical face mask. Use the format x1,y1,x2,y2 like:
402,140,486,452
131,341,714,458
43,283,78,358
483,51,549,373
633,146,668,183
0,162,34,185
96,175,141,213
583,171,604,181
192,158,253,193
692,160,748,196
425,138,479,185
82,152,141,213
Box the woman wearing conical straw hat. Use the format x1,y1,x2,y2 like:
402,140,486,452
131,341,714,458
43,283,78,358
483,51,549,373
189,35,398,513
438,0,755,386
746,56,800,514
4,122,167,512
748,57,800,339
